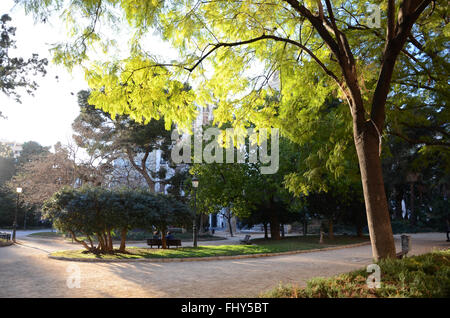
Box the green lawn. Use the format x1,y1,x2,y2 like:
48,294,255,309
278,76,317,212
28,231,64,238
261,249,450,298
49,235,369,260
28,231,226,242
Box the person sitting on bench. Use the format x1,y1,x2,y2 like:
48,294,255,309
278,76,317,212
153,231,160,239
166,232,174,240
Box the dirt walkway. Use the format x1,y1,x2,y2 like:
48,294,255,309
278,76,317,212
0,232,448,298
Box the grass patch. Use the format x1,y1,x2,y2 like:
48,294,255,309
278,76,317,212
262,249,450,298
27,231,65,238
174,232,227,242
251,235,369,251
49,235,369,260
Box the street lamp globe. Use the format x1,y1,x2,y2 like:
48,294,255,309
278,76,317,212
192,177,199,188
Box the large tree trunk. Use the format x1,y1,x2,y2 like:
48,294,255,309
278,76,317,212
354,124,396,260
161,230,167,249
328,219,334,239
107,231,113,253
127,148,156,192
269,213,280,240
263,223,268,239
97,233,105,252
119,228,128,252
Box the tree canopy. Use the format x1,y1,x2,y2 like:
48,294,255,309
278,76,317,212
0,13,47,118
43,186,193,252
72,90,178,192
19,0,448,259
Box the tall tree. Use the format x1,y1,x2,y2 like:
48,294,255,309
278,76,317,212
72,90,177,192
0,144,16,185
20,0,446,259
0,14,47,118
16,141,50,165
10,142,102,206
191,135,301,240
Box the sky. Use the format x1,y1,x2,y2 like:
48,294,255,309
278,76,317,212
0,0,88,149
0,0,178,150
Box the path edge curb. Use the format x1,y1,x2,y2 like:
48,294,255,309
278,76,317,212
48,241,371,263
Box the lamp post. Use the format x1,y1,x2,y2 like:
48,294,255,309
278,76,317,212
12,187,22,242
192,176,199,248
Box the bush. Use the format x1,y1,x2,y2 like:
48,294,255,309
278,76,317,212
43,186,193,253
262,249,450,298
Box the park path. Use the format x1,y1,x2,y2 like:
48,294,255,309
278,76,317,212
0,231,448,298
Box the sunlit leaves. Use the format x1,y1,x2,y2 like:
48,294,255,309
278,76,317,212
86,54,197,131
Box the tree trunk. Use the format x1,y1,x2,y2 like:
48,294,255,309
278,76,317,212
107,231,113,253
97,233,105,252
354,123,396,260
269,213,280,240
119,228,128,252
199,214,204,234
225,209,234,237
126,148,156,192
280,224,285,238
69,230,91,251
161,230,167,249
328,219,334,239
87,235,94,250
227,216,233,237
263,223,268,239
356,224,363,237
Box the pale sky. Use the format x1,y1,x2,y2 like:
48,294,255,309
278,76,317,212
0,0,88,148
0,0,178,149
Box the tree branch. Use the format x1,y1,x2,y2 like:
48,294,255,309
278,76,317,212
388,130,450,147
370,0,433,129
387,0,396,41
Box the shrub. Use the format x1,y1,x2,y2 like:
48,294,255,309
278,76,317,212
43,186,193,253
262,249,450,298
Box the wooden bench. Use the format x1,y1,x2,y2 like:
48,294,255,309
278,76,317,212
0,232,11,241
240,234,252,244
146,238,182,248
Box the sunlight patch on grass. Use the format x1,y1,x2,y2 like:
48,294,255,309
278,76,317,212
49,235,369,260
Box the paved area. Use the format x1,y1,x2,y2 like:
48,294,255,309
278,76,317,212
0,230,448,298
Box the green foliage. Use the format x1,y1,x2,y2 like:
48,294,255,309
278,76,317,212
43,186,193,252
283,98,359,196
0,156,15,186
16,141,50,166
17,1,448,256
73,90,184,191
0,186,15,226
0,13,47,117
263,249,450,298
190,135,302,238
19,0,446,142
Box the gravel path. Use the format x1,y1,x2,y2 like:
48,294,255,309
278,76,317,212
0,231,448,298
